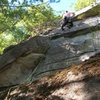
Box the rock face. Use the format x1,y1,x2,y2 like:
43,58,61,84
0,3,100,100
0,36,50,87
0,4,100,88
32,21,100,80
1,53,100,100
44,16,100,39
0,36,49,71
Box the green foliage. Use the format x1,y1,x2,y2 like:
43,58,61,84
75,4,100,20
0,33,17,54
0,1,60,54
75,0,96,11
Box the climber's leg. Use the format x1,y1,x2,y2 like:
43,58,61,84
61,21,67,31
67,19,73,29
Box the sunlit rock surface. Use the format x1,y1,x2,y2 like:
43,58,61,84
0,3,100,100
44,16,100,38
0,36,50,87
0,16,100,87
2,53,100,100
32,30,100,80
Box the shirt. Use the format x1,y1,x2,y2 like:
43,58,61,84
62,12,71,19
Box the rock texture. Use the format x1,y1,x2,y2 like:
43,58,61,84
32,16,100,80
0,53,100,100
0,36,50,87
0,3,100,100
0,36,49,71
44,16,100,39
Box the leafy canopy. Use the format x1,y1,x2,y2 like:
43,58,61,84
0,0,61,54
75,0,96,11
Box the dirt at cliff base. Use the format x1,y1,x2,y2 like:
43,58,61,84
0,53,100,100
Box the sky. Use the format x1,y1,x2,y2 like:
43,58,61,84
9,0,77,12
50,0,77,12
49,0,100,15
8,0,100,13
49,0,77,15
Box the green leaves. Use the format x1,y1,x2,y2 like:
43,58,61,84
0,2,60,54
0,33,17,54
75,0,96,11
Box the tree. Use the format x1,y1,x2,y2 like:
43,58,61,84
0,0,60,54
0,0,60,6
75,0,96,11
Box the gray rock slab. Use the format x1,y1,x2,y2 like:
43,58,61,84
32,31,100,79
0,53,45,87
0,36,50,71
44,16,100,39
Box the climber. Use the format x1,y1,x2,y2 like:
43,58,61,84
61,10,75,31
